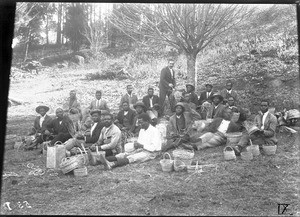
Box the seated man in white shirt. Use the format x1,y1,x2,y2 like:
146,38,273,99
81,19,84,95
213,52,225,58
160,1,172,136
98,113,162,170
190,108,241,150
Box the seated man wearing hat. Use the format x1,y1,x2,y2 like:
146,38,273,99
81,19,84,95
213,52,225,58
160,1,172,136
129,101,147,136
142,87,160,117
232,99,277,155
89,113,122,159
206,92,226,119
25,105,53,150
180,92,202,121
190,107,241,150
162,102,194,152
97,113,161,170
45,108,75,146
63,109,105,153
185,83,199,107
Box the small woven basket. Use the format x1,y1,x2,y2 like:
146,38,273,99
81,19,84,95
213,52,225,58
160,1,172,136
187,161,199,173
74,166,88,177
174,159,186,172
263,145,277,155
160,152,174,172
223,146,236,161
241,151,253,161
246,144,260,156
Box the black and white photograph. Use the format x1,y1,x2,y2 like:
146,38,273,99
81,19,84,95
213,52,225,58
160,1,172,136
1,2,300,216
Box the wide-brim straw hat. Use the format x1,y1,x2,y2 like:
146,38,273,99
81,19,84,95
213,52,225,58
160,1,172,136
35,105,50,113
174,102,185,112
186,83,195,91
90,109,101,116
210,92,223,101
133,101,146,110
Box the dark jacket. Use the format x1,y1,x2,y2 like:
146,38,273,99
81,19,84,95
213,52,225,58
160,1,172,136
199,91,214,105
142,95,160,110
254,112,278,144
206,103,226,119
85,122,105,143
46,116,73,136
30,115,53,135
167,112,194,138
116,109,136,130
203,118,241,134
220,89,239,104
159,66,176,93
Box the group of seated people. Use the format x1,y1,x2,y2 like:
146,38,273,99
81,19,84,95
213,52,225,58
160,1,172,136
25,80,278,170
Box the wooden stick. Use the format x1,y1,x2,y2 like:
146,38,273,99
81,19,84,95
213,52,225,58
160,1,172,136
96,145,98,154
249,139,253,146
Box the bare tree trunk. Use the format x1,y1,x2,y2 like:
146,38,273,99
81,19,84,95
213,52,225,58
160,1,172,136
186,52,197,86
46,13,49,45
56,3,62,45
23,28,31,62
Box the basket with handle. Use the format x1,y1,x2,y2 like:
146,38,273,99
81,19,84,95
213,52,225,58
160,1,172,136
90,146,105,165
160,152,174,172
246,139,260,156
223,146,236,161
187,161,199,173
78,144,89,166
73,166,88,177
241,151,253,161
172,149,194,171
59,152,86,174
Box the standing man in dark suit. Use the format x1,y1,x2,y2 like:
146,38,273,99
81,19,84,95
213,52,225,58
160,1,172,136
198,84,214,105
159,58,176,115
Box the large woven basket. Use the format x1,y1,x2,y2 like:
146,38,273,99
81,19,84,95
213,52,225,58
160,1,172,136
226,132,242,145
74,166,88,177
160,152,174,172
263,145,277,155
172,149,194,172
59,155,85,174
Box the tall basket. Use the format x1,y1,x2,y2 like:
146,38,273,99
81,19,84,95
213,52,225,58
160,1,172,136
172,149,194,171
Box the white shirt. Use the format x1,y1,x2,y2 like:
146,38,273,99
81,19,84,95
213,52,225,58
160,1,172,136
124,111,128,116
261,111,269,130
90,123,97,136
39,115,45,128
137,124,161,152
227,89,232,94
169,68,174,77
149,97,153,108
207,91,211,99
217,119,230,134
96,100,101,108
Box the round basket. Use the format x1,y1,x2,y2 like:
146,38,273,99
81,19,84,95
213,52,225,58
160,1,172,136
59,155,85,174
262,145,277,155
74,166,88,177
160,152,174,172
241,151,253,161
223,146,236,161
226,132,242,145
172,149,194,160
187,161,199,173
246,145,260,156
174,159,186,172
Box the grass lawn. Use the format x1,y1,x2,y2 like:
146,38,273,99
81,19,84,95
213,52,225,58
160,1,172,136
1,66,300,215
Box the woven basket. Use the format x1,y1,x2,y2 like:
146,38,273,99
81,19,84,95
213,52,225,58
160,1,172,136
174,159,186,172
187,161,199,173
241,151,253,161
223,146,236,161
160,152,174,172
90,146,105,165
263,145,277,155
74,166,88,177
172,149,194,160
226,132,242,145
246,145,260,156
59,154,86,174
